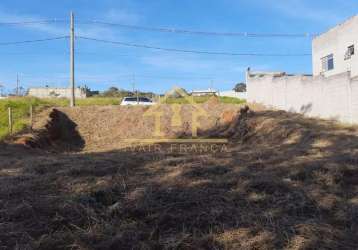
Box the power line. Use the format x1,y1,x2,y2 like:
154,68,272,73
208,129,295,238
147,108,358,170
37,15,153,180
0,19,66,26
0,36,68,46
0,51,135,56
76,74,215,80
77,36,311,57
0,51,69,56
0,18,318,38
18,74,216,82
80,20,318,38
135,75,214,80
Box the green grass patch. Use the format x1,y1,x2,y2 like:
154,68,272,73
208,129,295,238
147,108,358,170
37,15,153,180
218,96,246,104
0,97,121,140
76,97,120,106
162,96,246,105
0,97,48,139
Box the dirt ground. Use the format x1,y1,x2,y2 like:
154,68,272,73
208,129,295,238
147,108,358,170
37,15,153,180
1,103,358,249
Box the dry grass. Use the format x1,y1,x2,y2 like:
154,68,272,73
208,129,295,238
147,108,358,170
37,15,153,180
0,97,120,140
0,104,358,249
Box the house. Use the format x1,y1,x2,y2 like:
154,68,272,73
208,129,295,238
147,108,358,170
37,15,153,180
312,15,358,78
191,88,218,97
246,14,358,124
28,87,87,99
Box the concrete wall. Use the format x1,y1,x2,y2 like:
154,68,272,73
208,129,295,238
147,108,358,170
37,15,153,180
247,72,358,124
312,15,358,78
28,87,87,99
219,90,247,99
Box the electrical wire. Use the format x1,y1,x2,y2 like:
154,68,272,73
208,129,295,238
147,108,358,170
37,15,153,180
81,20,318,38
77,36,311,57
0,18,318,38
76,74,215,80
0,19,66,26
0,36,69,46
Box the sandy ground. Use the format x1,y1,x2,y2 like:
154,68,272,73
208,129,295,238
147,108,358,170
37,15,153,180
1,103,358,249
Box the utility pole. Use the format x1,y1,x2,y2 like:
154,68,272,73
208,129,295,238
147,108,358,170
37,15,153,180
16,74,19,96
132,74,139,103
70,11,76,107
132,74,136,93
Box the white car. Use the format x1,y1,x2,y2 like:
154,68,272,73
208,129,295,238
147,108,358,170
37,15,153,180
120,97,156,106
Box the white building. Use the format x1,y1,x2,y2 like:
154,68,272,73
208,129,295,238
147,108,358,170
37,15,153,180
191,88,218,96
246,14,358,124
312,15,358,78
28,87,87,99
219,90,247,100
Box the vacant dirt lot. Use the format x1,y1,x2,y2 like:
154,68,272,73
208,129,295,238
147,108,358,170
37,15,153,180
1,103,358,249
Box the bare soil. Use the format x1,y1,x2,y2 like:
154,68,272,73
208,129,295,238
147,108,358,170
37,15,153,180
1,103,358,249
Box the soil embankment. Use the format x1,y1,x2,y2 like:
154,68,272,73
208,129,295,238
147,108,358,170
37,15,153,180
1,103,358,249
23,103,244,151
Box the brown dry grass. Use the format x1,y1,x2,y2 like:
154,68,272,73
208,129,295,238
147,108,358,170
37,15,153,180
1,104,358,249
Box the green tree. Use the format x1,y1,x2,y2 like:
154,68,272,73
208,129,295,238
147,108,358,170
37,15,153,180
102,87,121,97
233,83,246,92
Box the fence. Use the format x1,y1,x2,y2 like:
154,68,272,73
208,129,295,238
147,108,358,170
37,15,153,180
247,71,358,124
0,100,37,139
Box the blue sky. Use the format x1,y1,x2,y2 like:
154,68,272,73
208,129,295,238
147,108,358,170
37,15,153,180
0,0,357,94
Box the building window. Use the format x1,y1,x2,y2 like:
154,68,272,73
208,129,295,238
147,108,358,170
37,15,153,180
345,45,355,60
321,54,334,72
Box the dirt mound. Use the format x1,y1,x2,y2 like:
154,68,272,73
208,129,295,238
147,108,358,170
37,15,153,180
23,104,243,152
2,106,358,249
205,105,358,149
18,108,85,152
16,103,356,155
18,103,348,153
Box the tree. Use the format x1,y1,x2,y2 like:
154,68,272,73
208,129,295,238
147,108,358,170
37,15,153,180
101,86,156,98
102,86,121,97
49,90,60,98
233,83,246,92
81,85,98,97
108,86,119,92
12,86,26,96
